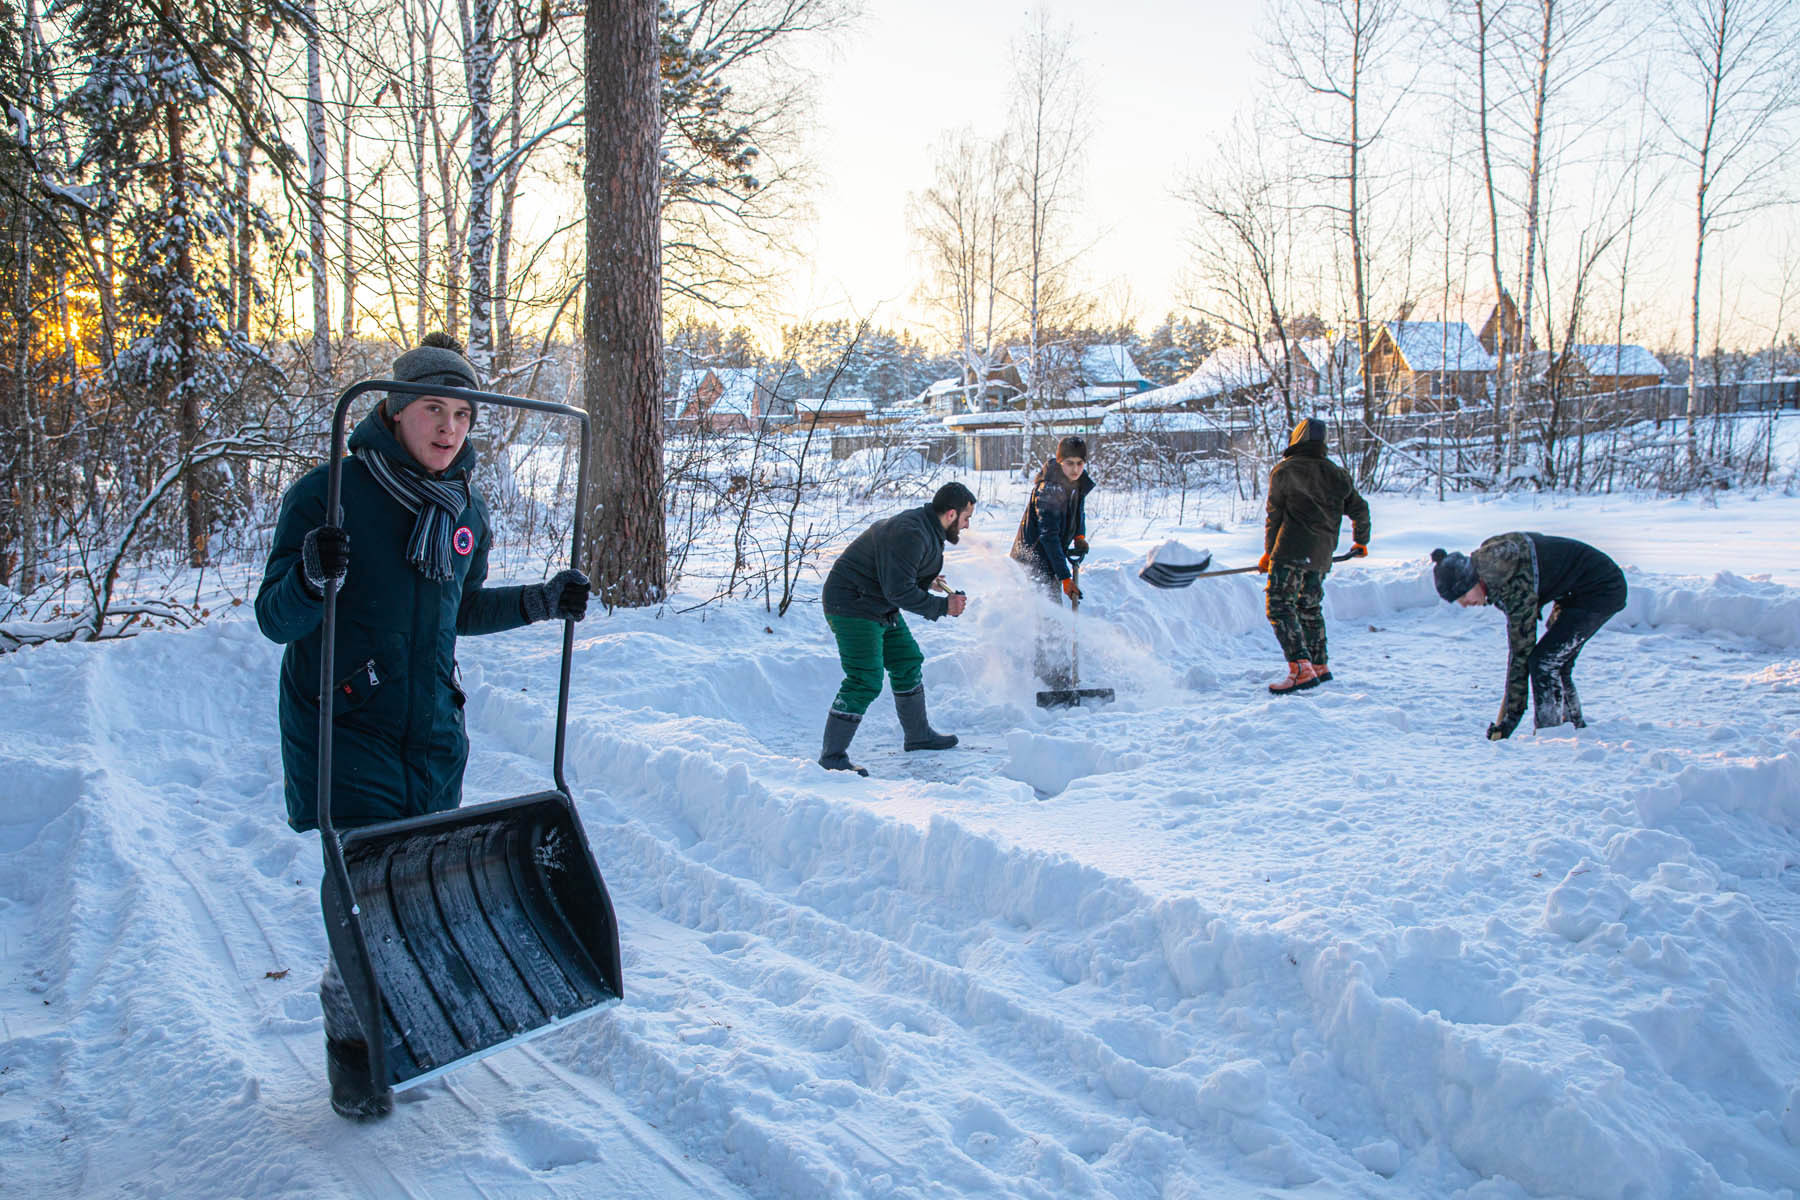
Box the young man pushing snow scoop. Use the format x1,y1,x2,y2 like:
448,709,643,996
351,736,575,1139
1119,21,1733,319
818,482,976,775
256,333,591,1121
1011,437,1099,689
1431,534,1627,739
1259,418,1370,694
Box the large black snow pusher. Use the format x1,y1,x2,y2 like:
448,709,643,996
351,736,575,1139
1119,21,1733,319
316,380,622,1098
1036,561,1115,710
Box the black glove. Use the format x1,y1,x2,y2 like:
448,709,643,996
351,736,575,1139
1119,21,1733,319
1069,535,1089,562
1487,722,1511,741
300,525,350,597
522,569,590,623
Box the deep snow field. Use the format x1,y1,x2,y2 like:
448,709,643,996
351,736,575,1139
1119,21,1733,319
4,483,1800,1199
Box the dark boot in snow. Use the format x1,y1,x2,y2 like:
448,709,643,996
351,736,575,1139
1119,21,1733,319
1268,660,1321,695
327,1039,393,1121
1311,663,1333,684
895,686,958,751
819,710,869,776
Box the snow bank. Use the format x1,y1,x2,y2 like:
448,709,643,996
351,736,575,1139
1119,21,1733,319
1624,570,1800,649
7,490,1800,1198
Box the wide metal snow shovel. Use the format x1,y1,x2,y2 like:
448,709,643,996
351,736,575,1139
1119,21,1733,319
316,379,622,1098
1036,561,1115,709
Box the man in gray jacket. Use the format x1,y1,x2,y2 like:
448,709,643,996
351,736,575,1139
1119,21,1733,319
818,482,976,775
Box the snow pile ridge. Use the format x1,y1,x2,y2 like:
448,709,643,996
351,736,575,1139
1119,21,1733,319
1624,570,1800,649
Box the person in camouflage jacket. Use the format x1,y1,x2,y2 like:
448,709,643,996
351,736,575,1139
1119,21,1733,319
1259,418,1371,694
1431,533,1627,739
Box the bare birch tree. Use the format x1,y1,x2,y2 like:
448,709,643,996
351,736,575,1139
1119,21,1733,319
305,0,332,387
1007,7,1089,454
1657,0,1800,466
1179,116,1304,426
1270,0,1411,485
908,130,1017,407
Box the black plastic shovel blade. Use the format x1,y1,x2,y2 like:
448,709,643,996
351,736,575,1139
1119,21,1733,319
322,790,622,1090
1035,686,1116,709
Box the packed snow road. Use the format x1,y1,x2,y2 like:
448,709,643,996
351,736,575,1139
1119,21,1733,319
4,495,1800,1198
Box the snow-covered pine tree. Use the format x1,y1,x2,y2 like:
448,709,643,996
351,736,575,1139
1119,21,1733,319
62,0,290,565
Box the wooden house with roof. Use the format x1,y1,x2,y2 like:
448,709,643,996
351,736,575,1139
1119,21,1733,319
1406,289,1532,358
669,367,787,432
1367,321,1498,412
1551,344,1667,393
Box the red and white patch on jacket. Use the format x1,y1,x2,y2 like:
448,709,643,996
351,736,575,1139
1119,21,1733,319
453,526,474,556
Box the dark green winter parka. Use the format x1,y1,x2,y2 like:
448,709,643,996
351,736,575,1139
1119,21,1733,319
255,408,528,832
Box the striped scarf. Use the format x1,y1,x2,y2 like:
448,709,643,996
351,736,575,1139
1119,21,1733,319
355,448,471,583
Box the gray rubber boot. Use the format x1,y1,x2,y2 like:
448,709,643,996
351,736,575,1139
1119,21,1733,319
819,710,869,776
895,686,958,751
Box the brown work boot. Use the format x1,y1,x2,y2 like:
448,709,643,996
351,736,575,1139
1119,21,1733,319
1268,660,1321,695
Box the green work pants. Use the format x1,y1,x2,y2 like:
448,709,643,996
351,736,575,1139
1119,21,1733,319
827,614,924,715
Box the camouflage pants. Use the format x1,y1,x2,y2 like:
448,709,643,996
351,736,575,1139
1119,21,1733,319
1265,562,1327,664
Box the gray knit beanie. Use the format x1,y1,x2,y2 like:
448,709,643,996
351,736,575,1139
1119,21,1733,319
1430,548,1480,602
387,331,480,419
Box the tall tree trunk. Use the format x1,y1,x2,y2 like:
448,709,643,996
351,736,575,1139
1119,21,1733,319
165,0,207,566
94,222,119,368
409,0,431,340
1515,0,1556,479
232,13,252,338
583,0,666,606
1686,8,1723,467
1349,3,1378,486
340,89,355,342
6,0,42,590
305,0,331,387
425,3,463,338
494,45,522,375
462,0,498,376
1475,0,1509,473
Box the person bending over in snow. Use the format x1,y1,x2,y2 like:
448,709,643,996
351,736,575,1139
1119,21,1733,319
818,481,976,776
1258,418,1370,694
1431,534,1626,740
254,332,590,1121
1010,435,1097,687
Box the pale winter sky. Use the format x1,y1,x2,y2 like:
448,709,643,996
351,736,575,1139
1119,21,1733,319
772,0,1263,340
758,0,1795,355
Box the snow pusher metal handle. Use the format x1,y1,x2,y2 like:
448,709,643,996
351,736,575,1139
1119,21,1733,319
315,379,618,1099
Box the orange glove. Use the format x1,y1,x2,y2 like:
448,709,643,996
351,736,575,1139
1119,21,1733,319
1061,577,1082,600
1351,543,1368,558
1256,552,1272,574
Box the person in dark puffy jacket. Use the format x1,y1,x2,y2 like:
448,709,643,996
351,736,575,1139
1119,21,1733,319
817,481,976,775
1431,533,1626,739
1259,418,1370,694
1010,436,1096,686
256,332,590,1122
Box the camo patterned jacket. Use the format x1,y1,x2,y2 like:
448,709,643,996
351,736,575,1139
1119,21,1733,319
1470,532,1540,736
